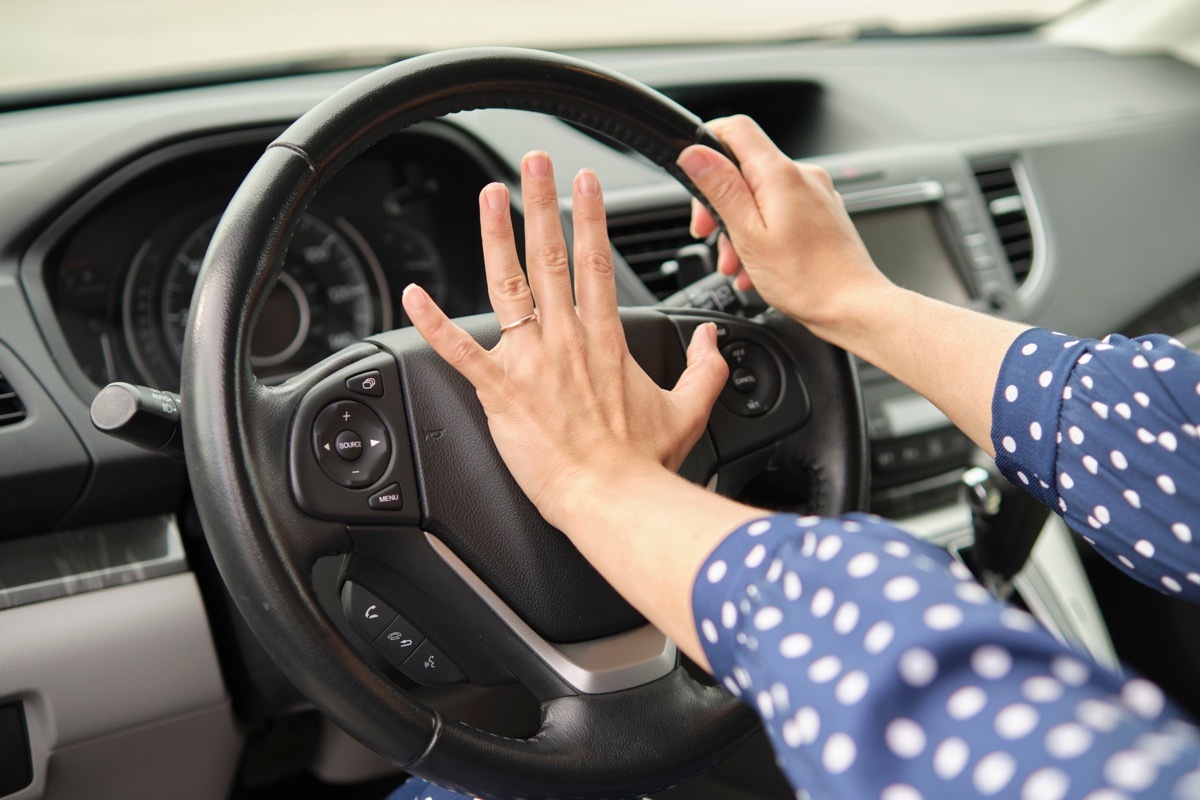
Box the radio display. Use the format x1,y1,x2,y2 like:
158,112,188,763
853,205,970,305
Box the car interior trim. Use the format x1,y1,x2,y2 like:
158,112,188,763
0,514,187,610
1013,516,1121,673
424,533,677,695
1010,156,1052,306
838,180,945,215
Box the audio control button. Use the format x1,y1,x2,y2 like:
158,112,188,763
313,401,390,487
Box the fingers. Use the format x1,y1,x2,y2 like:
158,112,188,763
521,151,577,327
402,284,500,388
676,144,764,238
692,189,746,285
478,183,537,330
689,197,718,240
715,234,743,278
670,323,729,429
571,169,621,336
706,115,795,194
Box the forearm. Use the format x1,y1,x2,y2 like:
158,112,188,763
809,283,1029,457
554,463,761,671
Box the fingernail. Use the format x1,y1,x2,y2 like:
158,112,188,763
524,151,550,177
705,322,718,344
576,169,599,197
402,283,426,309
481,183,508,211
677,146,714,178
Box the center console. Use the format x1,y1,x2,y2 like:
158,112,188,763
830,151,1118,669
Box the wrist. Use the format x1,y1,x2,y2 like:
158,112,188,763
546,457,678,534
799,278,906,352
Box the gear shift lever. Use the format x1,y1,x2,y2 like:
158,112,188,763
962,463,1049,599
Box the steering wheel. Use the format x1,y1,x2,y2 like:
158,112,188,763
181,47,867,799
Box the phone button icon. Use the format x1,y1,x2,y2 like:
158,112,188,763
342,582,397,642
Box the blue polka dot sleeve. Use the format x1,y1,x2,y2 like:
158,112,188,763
694,513,1200,799
386,778,478,800
991,328,1200,601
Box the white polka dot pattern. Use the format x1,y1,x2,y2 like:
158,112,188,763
683,326,1200,800
990,329,1200,610
686,504,1196,797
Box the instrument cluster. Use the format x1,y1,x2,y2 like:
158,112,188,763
46,127,495,392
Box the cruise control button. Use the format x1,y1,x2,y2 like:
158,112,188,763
401,640,466,686
369,483,404,511
342,583,397,643
718,340,781,418
335,430,364,461
730,367,757,394
346,370,384,398
725,343,750,366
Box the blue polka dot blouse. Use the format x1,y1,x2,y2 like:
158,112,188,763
398,328,1200,799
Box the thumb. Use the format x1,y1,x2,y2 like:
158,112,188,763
677,145,764,239
670,323,729,427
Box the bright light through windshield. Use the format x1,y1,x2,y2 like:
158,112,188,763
2,0,1083,96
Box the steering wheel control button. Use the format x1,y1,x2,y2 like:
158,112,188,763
719,341,781,418
342,583,398,643
401,641,466,686
334,430,364,461
346,370,384,397
368,483,404,511
313,401,390,487
730,367,758,394
372,616,427,666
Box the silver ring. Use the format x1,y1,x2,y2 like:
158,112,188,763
498,311,539,334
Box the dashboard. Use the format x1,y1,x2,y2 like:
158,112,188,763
2,33,1200,800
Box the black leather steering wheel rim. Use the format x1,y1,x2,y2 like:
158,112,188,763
181,47,866,799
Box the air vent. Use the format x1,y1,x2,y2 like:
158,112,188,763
607,206,694,299
0,372,25,427
971,159,1035,285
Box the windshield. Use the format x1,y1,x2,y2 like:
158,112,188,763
2,0,1084,97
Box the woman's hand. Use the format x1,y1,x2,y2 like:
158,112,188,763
400,151,729,531
681,115,1028,456
679,115,893,338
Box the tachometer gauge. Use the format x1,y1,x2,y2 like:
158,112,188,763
124,211,391,389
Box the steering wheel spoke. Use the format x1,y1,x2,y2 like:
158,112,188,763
287,347,422,528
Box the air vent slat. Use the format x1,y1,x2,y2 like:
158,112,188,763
997,220,1031,241
971,159,1036,288
973,170,1017,190
1004,241,1034,260
0,373,25,427
607,206,695,300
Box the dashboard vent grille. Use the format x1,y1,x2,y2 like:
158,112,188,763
608,206,694,299
971,159,1034,285
0,372,25,427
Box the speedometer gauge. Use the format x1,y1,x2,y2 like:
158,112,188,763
124,211,391,389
